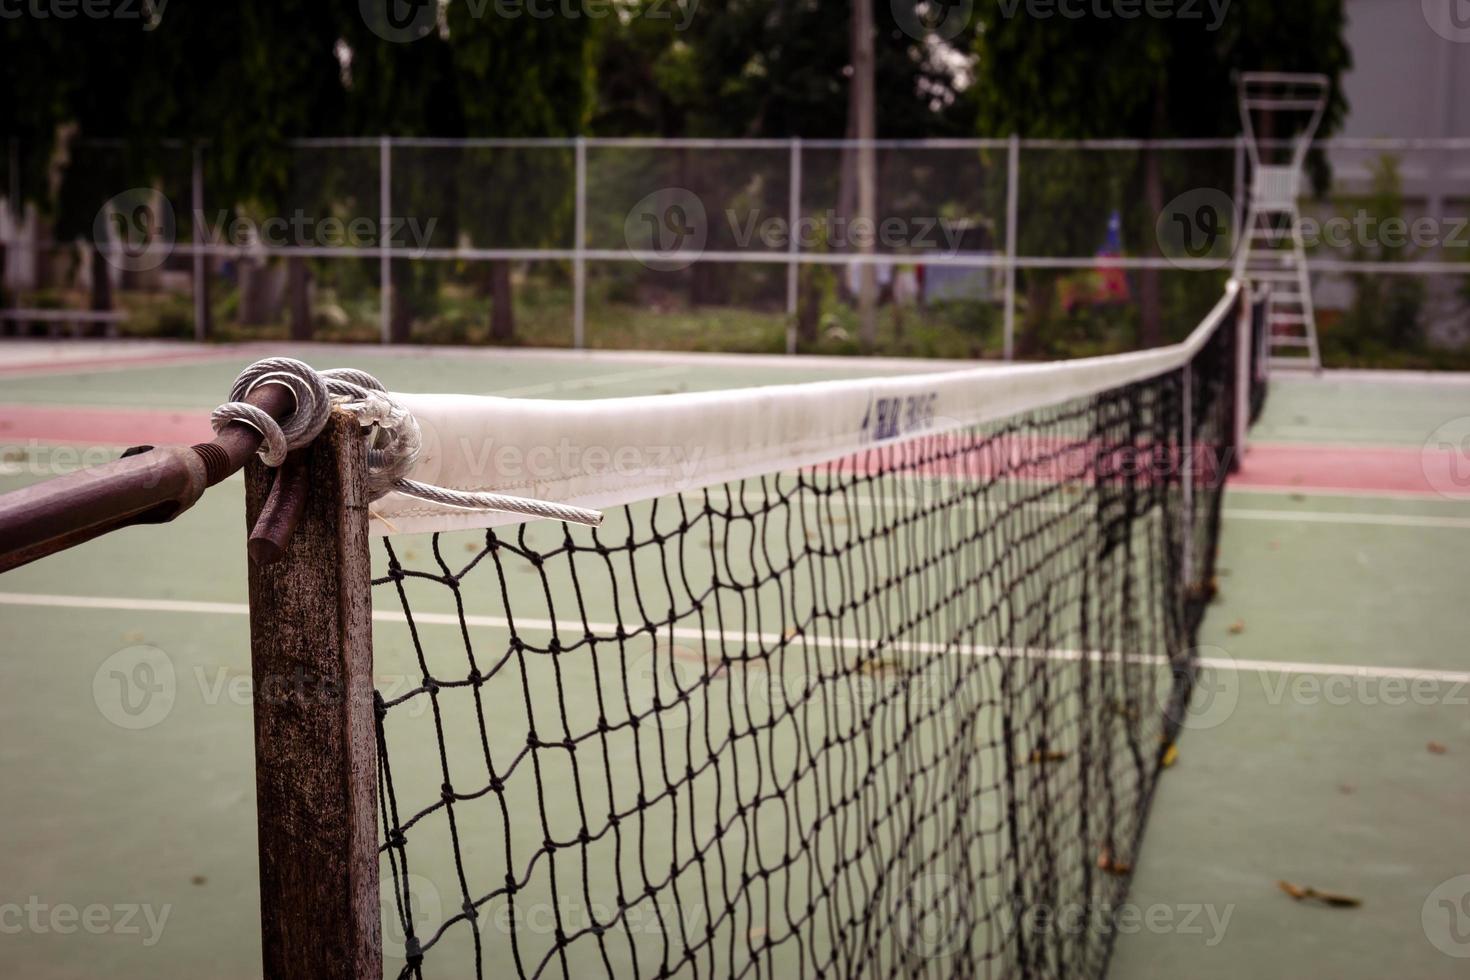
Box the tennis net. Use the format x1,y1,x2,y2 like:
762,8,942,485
253,281,1252,980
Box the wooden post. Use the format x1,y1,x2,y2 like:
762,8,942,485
245,409,380,980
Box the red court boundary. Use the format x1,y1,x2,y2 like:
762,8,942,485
0,404,213,449
1232,442,1469,499
0,347,244,378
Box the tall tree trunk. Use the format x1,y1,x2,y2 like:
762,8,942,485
288,257,313,341
1019,274,1054,358
1137,80,1167,349
797,266,821,346
489,259,515,343
390,263,412,344
239,258,276,326
851,0,878,351
90,242,113,312
197,257,214,339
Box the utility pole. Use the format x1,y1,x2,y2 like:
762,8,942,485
852,0,878,351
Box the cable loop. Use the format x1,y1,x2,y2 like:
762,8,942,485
215,358,602,527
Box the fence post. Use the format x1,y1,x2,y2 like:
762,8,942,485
786,137,802,354
1232,135,1245,258
1180,360,1195,589
379,137,392,345
574,136,587,349
1233,279,1252,470
191,143,208,342
245,410,380,979
1003,133,1019,361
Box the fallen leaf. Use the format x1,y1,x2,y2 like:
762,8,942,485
1427,741,1448,755
1228,620,1246,635
1278,880,1361,908
1097,848,1131,876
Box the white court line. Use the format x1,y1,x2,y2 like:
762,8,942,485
3,590,1468,686
690,486,1470,531
1272,368,1470,387
1230,483,1470,503
489,365,689,397
1221,508,1470,530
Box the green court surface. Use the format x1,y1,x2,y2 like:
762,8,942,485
0,343,1467,978
1248,372,1470,448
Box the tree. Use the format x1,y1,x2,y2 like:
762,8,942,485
964,0,1350,352
591,1,974,344
445,5,592,343
4,3,347,335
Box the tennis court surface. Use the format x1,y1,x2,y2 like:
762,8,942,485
1,287,1468,979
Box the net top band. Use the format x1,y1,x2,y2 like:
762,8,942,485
373,279,1242,535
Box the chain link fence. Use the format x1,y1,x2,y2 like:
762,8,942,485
2,136,1467,364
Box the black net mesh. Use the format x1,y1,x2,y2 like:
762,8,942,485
370,309,1239,980
1249,289,1271,425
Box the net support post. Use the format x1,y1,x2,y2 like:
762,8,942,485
573,135,587,349
379,137,393,345
785,137,802,354
1180,361,1195,589
245,410,380,980
1232,279,1252,471
1003,133,1019,361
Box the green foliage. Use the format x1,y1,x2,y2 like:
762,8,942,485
1332,154,1427,354
964,0,1350,349
591,0,972,137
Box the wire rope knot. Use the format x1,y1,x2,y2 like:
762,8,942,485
215,358,602,527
